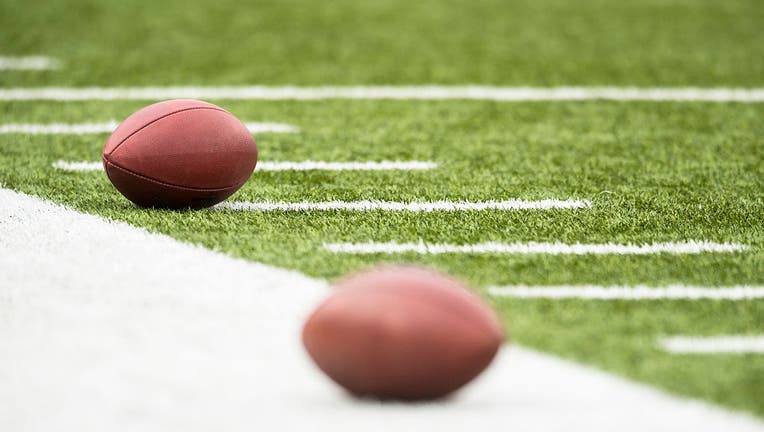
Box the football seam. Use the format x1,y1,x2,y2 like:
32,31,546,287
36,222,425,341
103,157,245,192
105,106,229,157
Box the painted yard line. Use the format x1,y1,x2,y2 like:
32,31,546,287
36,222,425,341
660,336,764,354
488,285,764,300
1,120,120,135
0,56,61,71
52,160,102,171
52,160,438,172
1,86,764,102
0,121,298,134
2,187,763,432
219,199,590,211
242,122,299,133
251,160,437,171
323,241,747,255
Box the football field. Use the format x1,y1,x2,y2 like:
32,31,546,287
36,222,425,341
1,0,763,429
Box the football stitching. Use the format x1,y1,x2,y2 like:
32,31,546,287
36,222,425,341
103,157,245,192
105,105,228,157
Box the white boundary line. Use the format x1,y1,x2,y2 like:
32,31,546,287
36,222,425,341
660,336,764,354
1,86,763,101
323,240,747,254
0,121,298,134
2,186,763,431
52,160,437,172
219,199,590,211
488,285,764,300
0,56,61,71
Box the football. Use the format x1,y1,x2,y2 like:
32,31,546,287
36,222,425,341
102,99,258,209
302,265,504,400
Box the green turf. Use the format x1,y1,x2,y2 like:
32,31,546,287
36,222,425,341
1,100,762,415
1,0,763,419
1,0,764,86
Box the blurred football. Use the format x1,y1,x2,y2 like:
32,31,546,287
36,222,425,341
302,265,504,400
102,99,257,209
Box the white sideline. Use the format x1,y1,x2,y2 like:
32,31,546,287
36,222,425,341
1,187,763,431
0,121,298,134
488,285,764,300
52,160,438,172
0,56,61,71
219,199,590,211
324,240,747,255
660,336,764,354
1,86,764,101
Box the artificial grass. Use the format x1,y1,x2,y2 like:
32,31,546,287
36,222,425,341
0,0,763,87
0,99,762,415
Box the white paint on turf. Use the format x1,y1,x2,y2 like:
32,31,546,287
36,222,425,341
1,186,763,432
253,160,437,171
242,122,300,133
0,121,298,134
53,160,438,172
219,199,590,211
324,240,747,255
488,285,764,300
53,160,103,171
1,120,121,134
660,336,764,354
0,56,61,70
0,86,763,101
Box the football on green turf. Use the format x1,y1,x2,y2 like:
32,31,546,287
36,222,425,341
102,99,258,209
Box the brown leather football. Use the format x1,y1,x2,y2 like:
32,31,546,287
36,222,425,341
302,265,504,400
102,99,258,209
